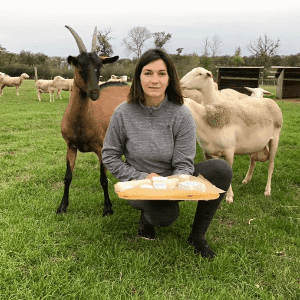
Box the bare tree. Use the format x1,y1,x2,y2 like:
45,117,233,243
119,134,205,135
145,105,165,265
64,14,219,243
210,35,223,57
96,28,114,57
153,32,172,50
247,34,280,66
202,37,211,56
122,26,152,58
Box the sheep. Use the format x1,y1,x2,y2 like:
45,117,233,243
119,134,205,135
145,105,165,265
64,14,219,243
244,86,272,98
181,67,283,203
107,74,129,83
56,25,130,216
53,76,74,99
34,67,56,102
0,73,29,97
181,88,203,104
221,87,272,99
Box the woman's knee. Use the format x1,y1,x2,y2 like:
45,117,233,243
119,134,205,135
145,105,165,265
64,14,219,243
194,159,232,190
143,201,180,227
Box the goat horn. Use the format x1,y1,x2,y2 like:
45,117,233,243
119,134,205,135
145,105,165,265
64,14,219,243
91,26,97,53
65,25,87,53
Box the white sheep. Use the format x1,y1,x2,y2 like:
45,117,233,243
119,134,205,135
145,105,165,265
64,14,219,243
0,73,29,96
221,87,272,99
34,67,56,102
35,79,56,102
181,67,283,203
53,76,74,99
181,88,203,104
107,74,129,82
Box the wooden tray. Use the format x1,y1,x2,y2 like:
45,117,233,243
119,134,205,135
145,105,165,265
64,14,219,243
115,174,225,201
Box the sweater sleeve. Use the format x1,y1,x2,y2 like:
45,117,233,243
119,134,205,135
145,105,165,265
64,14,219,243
171,108,196,176
102,109,149,182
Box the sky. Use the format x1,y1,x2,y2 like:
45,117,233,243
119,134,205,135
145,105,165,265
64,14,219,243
1,0,299,60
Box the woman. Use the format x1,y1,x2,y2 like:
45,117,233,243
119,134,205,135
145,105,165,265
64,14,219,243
102,49,232,258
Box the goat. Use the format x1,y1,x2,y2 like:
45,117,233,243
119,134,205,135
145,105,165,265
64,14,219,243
56,26,130,216
35,67,56,102
0,73,29,97
53,76,74,100
181,67,283,203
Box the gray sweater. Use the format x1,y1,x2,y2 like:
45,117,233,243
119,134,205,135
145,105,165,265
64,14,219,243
102,96,197,182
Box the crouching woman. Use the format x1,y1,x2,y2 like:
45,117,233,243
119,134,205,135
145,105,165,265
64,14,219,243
102,49,232,258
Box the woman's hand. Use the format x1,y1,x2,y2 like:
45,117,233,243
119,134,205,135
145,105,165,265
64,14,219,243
145,173,161,180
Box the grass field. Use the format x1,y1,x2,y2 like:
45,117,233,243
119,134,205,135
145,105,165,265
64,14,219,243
0,80,299,299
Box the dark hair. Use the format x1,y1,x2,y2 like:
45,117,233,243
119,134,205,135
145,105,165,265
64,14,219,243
127,49,184,105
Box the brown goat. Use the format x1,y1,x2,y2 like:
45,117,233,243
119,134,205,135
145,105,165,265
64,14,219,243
56,26,130,215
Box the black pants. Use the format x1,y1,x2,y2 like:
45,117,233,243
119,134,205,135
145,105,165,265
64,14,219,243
127,159,232,227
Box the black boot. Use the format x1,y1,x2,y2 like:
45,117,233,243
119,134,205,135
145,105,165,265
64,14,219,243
138,211,156,240
188,197,223,259
188,213,216,259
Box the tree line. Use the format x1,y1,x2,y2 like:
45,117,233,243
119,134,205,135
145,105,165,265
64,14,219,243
1,27,299,83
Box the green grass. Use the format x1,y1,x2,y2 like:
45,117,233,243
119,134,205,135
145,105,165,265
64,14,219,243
0,80,299,299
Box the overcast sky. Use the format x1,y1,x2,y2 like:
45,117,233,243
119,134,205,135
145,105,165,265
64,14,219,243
1,0,299,59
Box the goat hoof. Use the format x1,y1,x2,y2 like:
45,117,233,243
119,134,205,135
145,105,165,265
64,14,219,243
56,207,66,214
103,208,114,217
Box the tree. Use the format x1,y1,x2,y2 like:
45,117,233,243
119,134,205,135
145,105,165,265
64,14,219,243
122,26,152,58
247,34,280,66
232,46,245,66
153,32,172,50
96,28,114,57
202,37,211,56
176,48,184,56
210,35,223,57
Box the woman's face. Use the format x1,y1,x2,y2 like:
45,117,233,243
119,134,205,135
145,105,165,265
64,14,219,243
140,59,169,105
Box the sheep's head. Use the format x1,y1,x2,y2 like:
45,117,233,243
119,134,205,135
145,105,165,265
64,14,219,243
66,25,119,101
244,87,272,98
180,67,213,91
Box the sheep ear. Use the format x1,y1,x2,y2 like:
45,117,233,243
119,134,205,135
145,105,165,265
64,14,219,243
263,90,272,95
244,87,253,92
101,56,119,64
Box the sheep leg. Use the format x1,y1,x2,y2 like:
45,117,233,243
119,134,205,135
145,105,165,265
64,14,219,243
99,161,114,217
16,86,19,96
242,157,257,184
223,153,234,204
37,90,41,101
264,138,279,197
56,145,77,214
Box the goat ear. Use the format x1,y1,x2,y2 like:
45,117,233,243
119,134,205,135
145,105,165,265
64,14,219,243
67,56,78,66
101,56,119,65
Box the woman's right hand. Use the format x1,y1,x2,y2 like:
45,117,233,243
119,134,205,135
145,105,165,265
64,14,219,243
145,173,161,180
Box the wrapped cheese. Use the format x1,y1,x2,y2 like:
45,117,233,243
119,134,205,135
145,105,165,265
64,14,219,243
178,181,206,192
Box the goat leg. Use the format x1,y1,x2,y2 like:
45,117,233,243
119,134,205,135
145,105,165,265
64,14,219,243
100,162,114,216
57,146,77,214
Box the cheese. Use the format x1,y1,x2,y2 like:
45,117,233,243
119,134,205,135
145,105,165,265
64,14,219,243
114,182,135,192
134,179,152,187
178,181,206,192
140,184,154,189
179,174,190,182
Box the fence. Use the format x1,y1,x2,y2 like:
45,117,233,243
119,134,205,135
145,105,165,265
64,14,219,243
270,66,300,99
216,67,264,95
